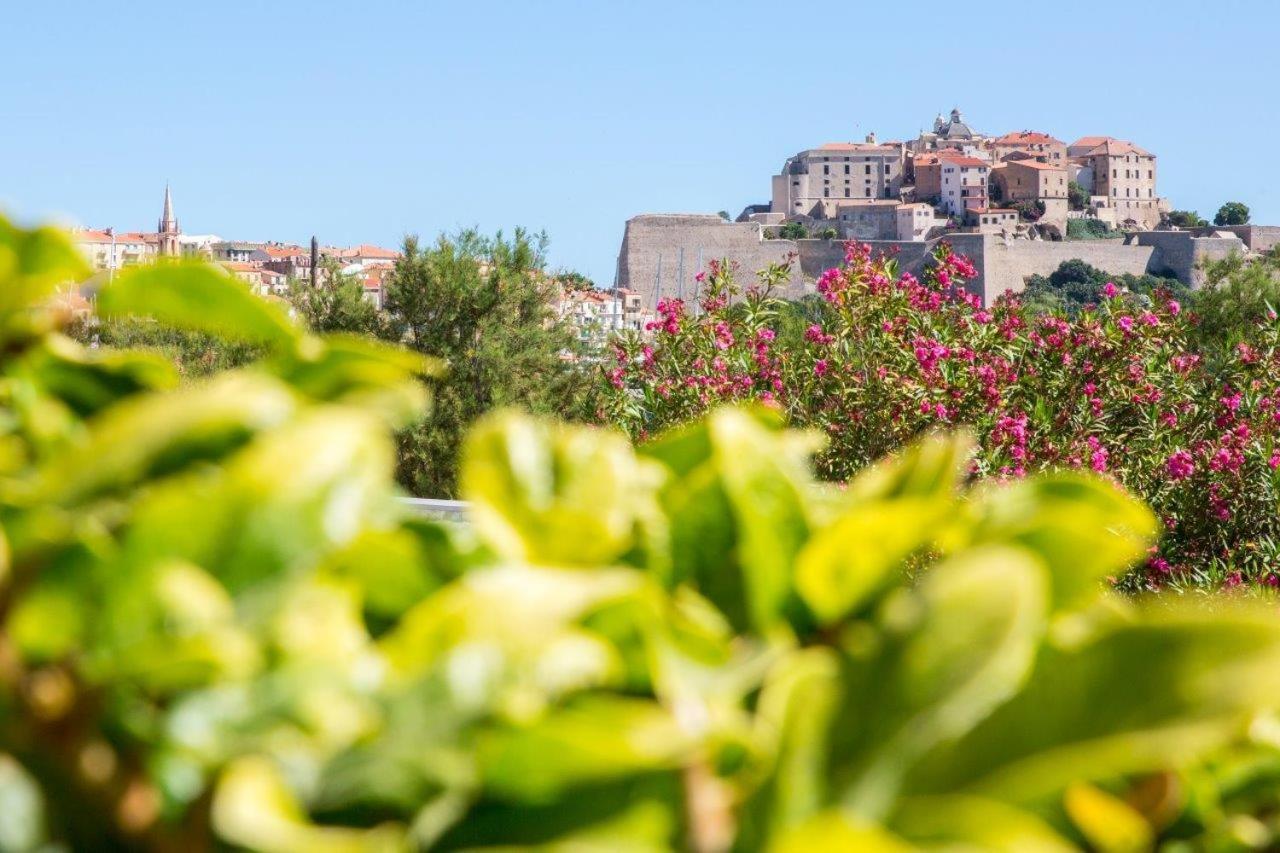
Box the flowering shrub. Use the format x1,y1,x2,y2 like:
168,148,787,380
11,217,1280,849
603,242,1280,589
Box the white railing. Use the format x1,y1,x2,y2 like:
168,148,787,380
398,497,468,521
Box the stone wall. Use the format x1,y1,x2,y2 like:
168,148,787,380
616,214,803,305
618,215,1262,308
1202,225,1280,254
979,238,1154,302
1132,231,1245,286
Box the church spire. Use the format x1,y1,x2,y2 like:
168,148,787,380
159,183,177,234
157,183,180,257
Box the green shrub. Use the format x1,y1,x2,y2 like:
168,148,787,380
1066,218,1122,241
5,218,1280,849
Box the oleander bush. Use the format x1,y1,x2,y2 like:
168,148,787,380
603,243,1280,589
8,217,1280,850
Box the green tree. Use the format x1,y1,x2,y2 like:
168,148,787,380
1214,201,1250,226
287,258,387,336
1019,258,1191,315
382,228,591,497
1193,248,1280,347
779,221,808,240
819,226,839,240
1067,179,1090,211
717,209,732,220
1167,210,1208,229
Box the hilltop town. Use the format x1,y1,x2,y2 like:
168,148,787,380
752,108,1166,240
617,109,1279,307
68,186,653,355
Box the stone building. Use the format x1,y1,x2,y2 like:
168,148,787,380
912,108,986,153
1069,137,1166,229
936,154,990,216
991,159,1070,227
771,139,904,218
965,207,1020,234
835,200,901,240
990,131,1067,164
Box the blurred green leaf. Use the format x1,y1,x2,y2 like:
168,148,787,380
769,811,914,852
906,605,1280,803
1064,782,1154,853
642,407,820,632
892,794,1075,851
31,372,296,506
838,546,1048,820
476,695,689,802
212,756,407,852
0,755,46,852
461,411,661,566
98,262,301,348
950,473,1158,610
0,218,89,320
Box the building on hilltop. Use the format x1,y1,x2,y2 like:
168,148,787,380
991,131,1067,164
911,109,989,154
1068,136,1166,229
990,158,1070,231
912,152,989,217
770,136,905,218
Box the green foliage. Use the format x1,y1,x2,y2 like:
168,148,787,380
1065,218,1123,241
1192,249,1280,347
1167,209,1209,229
382,228,595,498
1067,180,1090,212
289,259,388,337
1011,200,1045,222
1215,201,1251,227
1021,258,1191,316
819,227,839,241
7,216,1280,849
778,221,808,240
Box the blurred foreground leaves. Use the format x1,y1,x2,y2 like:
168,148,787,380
1,217,1280,851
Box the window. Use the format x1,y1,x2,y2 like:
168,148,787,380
1148,169,1153,179
1112,169,1117,178
823,188,830,197
844,164,850,175
823,164,830,175
865,188,871,197
865,164,871,175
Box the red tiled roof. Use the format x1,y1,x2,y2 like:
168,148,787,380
938,153,989,168
263,244,306,259
1085,138,1153,158
995,131,1063,146
342,244,399,260
1003,159,1067,171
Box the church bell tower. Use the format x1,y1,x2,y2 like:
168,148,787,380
157,184,180,257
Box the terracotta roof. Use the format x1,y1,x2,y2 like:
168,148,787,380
263,244,306,259
938,153,989,168
1003,159,1067,171
1070,135,1110,150
994,131,1063,146
72,229,113,243
341,244,399,260
1084,138,1153,158
968,207,1017,214
221,262,260,273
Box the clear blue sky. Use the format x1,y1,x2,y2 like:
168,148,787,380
2,0,1276,285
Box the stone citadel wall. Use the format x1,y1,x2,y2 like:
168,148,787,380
617,214,1249,306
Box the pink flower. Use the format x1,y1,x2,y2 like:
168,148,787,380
814,359,828,377
1167,299,1181,316
1117,316,1134,333
1166,450,1195,480
1102,282,1118,299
